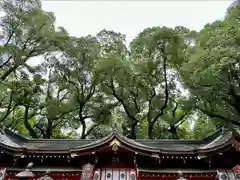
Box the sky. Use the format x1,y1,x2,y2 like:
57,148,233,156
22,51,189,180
41,0,233,44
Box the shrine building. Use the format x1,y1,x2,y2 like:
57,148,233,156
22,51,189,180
0,127,240,180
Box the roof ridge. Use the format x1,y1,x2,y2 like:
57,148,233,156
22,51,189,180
4,128,28,142
29,138,94,141
202,127,228,143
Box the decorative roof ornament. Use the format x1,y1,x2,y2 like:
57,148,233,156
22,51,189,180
110,139,121,151
110,139,121,147
151,154,160,159
71,153,78,157
197,155,207,159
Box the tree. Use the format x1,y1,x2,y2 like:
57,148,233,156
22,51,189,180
51,35,117,139
0,0,67,81
0,0,69,138
0,1,234,140
161,99,193,139
130,27,186,139
192,113,216,140
4,72,42,138
180,2,240,128
96,30,143,139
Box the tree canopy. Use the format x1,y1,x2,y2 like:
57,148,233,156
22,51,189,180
0,0,238,140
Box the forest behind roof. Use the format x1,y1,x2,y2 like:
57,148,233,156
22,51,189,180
0,0,240,140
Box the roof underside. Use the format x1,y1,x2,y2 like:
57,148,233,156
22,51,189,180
0,128,236,154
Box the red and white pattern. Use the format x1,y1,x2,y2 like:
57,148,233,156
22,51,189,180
95,168,137,180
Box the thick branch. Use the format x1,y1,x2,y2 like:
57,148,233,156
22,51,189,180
0,23,21,68
197,106,240,126
150,51,169,126
174,112,188,128
23,105,38,138
147,88,156,121
0,93,15,122
130,88,140,113
84,123,100,138
45,118,53,138
83,102,119,138
62,72,81,101
35,123,45,137
79,104,87,139
110,78,138,124
172,103,179,118
1,22,47,80
108,78,138,138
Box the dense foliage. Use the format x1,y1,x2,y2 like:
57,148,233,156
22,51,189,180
0,0,239,139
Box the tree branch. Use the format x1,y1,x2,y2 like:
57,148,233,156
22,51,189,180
34,123,46,137
174,112,189,128
172,103,179,118
0,22,47,80
23,105,38,138
109,77,138,123
151,49,169,126
196,106,240,126
0,92,15,122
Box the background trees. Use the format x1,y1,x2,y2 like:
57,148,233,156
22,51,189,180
0,0,238,140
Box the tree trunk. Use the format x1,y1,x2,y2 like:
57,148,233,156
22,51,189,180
129,124,137,139
81,121,87,139
148,123,154,139
43,119,53,139
23,105,38,138
169,125,179,139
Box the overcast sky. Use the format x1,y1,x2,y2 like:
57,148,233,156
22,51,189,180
29,1,232,66
41,1,232,44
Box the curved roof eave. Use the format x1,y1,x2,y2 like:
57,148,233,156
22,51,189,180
69,129,234,154
116,129,234,154
69,131,160,153
0,128,235,155
0,128,27,152
69,132,115,152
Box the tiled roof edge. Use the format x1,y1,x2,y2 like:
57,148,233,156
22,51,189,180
4,128,28,143
202,127,228,144
138,168,217,173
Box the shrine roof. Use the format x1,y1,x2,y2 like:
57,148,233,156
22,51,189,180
0,127,237,155
138,168,217,173
6,167,82,172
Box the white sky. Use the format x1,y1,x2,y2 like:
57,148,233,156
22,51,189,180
41,1,232,44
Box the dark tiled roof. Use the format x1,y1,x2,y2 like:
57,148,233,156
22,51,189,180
138,168,217,173
7,167,82,172
136,128,233,152
0,127,235,154
22,140,93,151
